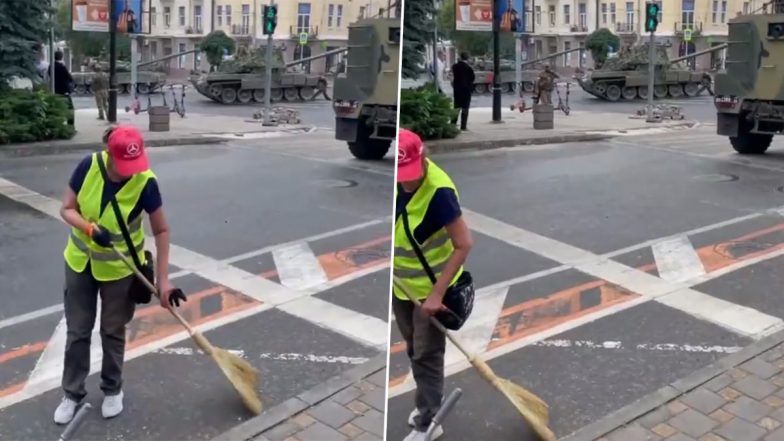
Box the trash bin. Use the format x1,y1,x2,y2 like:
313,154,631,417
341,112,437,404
533,104,554,130
148,106,170,132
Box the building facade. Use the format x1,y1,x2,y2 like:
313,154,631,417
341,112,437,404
141,0,394,76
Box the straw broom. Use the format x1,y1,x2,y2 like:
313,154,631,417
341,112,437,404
111,245,263,415
393,277,556,441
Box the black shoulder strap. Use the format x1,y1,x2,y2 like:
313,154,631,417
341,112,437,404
96,152,143,269
400,203,438,285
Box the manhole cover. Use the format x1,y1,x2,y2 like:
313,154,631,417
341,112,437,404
336,248,389,266
315,179,358,188
693,174,739,183
776,185,784,193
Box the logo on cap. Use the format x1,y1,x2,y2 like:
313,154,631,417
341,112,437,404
125,143,141,158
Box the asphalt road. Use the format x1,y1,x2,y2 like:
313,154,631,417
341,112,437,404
0,132,393,440
385,125,784,440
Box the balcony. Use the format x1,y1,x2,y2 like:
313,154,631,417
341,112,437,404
231,24,251,36
289,25,320,40
615,22,635,33
185,25,203,35
570,24,589,32
675,21,703,35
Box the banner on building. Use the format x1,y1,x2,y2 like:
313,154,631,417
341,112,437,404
455,0,525,33
72,0,146,33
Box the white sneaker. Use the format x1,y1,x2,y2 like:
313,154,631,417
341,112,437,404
102,390,124,419
408,408,420,427
54,397,79,425
402,425,444,441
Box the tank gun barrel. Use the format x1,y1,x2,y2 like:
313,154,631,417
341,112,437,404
138,49,200,68
285,47,349,68
669,43,728,64
520,47,585,68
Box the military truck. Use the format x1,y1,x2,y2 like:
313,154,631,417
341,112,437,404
332,16,400,160
715,1,784,154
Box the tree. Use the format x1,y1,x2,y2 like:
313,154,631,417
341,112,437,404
53,0,130,62
199,31,235,71
0,0,50,90
402,0,434,79
586,28,620,68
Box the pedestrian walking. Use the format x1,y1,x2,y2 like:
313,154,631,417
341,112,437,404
450,53,475,131
394,128,475,440
92,64,109,121
50,51,75,127
54,124,186,425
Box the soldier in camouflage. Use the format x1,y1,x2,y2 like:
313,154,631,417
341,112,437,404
535,65,559,105
92,64,109,121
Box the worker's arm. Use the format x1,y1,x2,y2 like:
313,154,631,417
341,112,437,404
421,216,473,316
148,206,176,308
60,186,91,233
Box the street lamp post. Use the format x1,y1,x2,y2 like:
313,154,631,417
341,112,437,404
108,0,118,122
492,0,502,122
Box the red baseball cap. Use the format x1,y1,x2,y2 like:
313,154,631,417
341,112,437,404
107,125,149,176
397,129,424,182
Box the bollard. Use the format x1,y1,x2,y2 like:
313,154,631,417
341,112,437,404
533,103,554,130
148,106,170,132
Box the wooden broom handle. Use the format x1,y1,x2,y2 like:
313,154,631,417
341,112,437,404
392,277,474,360
110,244,195,334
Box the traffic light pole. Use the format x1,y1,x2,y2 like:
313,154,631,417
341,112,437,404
262,2,275,126
492,0,502,122
646,30,655,122
108,0,118,123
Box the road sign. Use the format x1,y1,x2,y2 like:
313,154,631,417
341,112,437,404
684,28,693,41
299,32,308,45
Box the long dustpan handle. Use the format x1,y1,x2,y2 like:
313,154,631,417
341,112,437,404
109,244,196,335
392,277,475,360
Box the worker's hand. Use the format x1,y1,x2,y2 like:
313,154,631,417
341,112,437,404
164,288,187,308
157,279,186,309
89,223,112,248
421,293,447,316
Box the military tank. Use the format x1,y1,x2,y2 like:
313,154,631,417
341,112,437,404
467,58,540,94
715,0,784,154
332,16,399,160
577,44,711,101
71,61,167,95
190,46,328,104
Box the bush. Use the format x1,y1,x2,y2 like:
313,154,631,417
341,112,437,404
400,85,460,140
0,89,75,144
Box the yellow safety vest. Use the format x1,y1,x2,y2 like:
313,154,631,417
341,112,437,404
63,151,155,282
393,159,463,301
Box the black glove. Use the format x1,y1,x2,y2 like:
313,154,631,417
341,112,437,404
168,288,187,308
90,224,112,248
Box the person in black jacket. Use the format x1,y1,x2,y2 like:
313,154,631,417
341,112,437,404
50,51,75,127
450,53,475,131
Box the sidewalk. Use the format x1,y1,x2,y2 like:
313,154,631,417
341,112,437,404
427,108,696,154
0,108,312,158
563,331,784,441
212,355,386,441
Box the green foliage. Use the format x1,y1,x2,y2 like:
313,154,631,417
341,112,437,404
400,85,459,140
0,89,75,144
54,0,130,62
402,0,434,79
437,0,516,58
586,28,620,68
200,31,236,71
0,0,51,91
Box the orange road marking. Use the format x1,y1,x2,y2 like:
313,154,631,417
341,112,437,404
0,382,25,398
697,223,784,272
318,236,391,280
0,342,48,365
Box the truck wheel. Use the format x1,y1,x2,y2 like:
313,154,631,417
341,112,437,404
348,139,391,160
730,131,773,154
523,82,535,92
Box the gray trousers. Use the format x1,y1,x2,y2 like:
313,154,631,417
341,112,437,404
63,262,136,401
392,297,446,431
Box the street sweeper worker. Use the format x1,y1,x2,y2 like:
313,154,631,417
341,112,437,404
393,128,474,441
54,124,186,425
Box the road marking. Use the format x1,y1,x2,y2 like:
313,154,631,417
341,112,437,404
155,347,246,357
272,242,329,290
257,353,370,365
0,305,64,331
533,339,743,353
652,235,706,283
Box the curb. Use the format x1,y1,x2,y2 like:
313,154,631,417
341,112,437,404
0,136,228,158
210,354,387,441
559,329,784,441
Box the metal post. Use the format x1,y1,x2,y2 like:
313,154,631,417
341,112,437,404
646,30,655,122
49,0,55,93
515,35,521,95
108,0,118,123
433,0,439,91
492,0,502,122
263,1,273,127
131,36,138,99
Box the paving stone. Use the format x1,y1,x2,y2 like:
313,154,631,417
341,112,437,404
729,368,749,380
669,409,720,438
734,377,778,401
741,358,782,380
715,418,768,441
651,423,678,437
719,388,743,402
358,387,386,411
347,400,372,414
292,412,316,429
683,389,727,415
353,433,382,441
331,386,363,406
763,347,784,363
706,374,735,393
358,381,375,392
366,370,387,388
308,401,356,429
639,407,672,429
339,423,365,439
668,400,690,415
266,421,303,441
699,434,728,441
771,375,784,388
769,406,784,422
709,409,736,424
351,409,385,437
296,422,350,441
765,427,784,441
765,396,784,408
723,396,772,422
606,424,662,441
758,416,781,431
666,435,697,441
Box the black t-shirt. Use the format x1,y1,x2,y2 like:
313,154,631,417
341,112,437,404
396,187,462,245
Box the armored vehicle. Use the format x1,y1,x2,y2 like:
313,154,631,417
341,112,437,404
333,16,400,160
577,44,711,101
468,58,539,94
715,1,784,154
71,61,167,95
190,46,328,104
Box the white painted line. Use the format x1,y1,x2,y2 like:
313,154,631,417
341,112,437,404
257,353,370,365
445,286,510,367
303,263,387,295
155,347,246,358
0,177,62,218
651,236,706,283
272,242,329,290
0,304,64,331
685,246,784,287
533,339,743,353
277,296,389,351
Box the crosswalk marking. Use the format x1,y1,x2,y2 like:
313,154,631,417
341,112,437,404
651,236,706,283
272,242,329,290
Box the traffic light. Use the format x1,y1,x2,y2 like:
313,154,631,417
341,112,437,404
645,2,659,32
263,5,277,35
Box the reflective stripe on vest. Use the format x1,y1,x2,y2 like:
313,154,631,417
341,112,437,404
393,159,463,301
63,151,156,282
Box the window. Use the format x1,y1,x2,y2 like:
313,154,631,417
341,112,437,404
226,5,232,26
359,6,366,19
625,2,634,27
241,4,250,34
151,6,157,26
194,5,202,31
579,3,587,28
610,3,616,24
682,0,695,30
548,5,555,25
177,43,186,69
564,41,572,65
297,3,311,33
328,4,334,27
563,4,570,24
721,0,727,22
656,1,663,22
535,5,541,25
178,6,185,26
743,1,750,13
217,5,223,26
337,5,343,27
164,6,171,27
150,41,158,59
601,3,607,23
194,52,201,70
